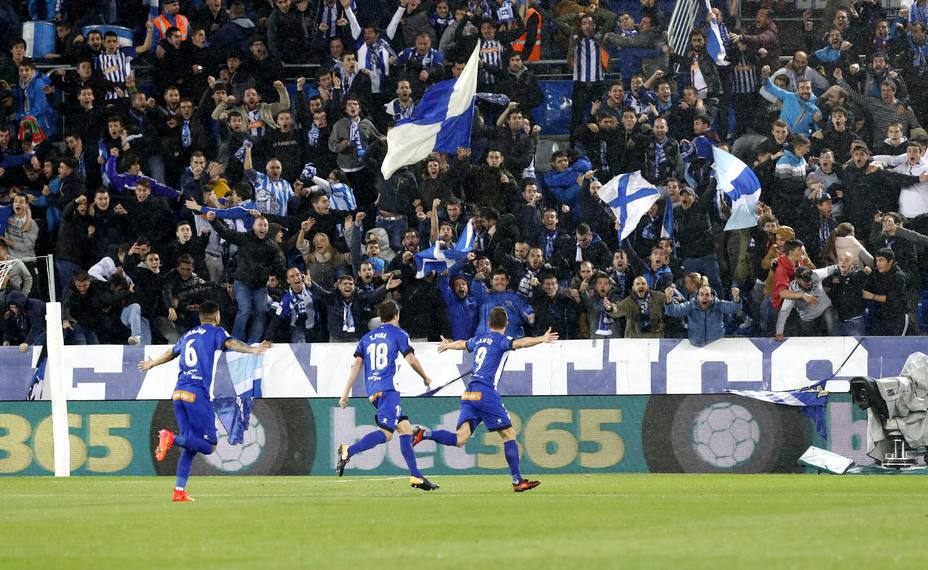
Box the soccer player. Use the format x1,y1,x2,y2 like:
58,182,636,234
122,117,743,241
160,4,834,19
336,300,438,491
413,307,557,492
138,301,270,502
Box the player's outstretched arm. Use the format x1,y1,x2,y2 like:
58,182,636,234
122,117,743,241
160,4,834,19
437,335,467,353
138,347,178,371
512,327,559,350
225,339,272,355
339,356,364,408
404,352,431,386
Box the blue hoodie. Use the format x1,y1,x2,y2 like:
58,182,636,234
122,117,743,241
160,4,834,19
543,156,592,212
664,296,741,347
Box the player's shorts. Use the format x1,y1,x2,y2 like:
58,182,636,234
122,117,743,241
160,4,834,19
172,386,218,445
369,390,408,432
456,384,512,433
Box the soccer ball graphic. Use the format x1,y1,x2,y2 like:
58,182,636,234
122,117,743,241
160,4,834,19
691,402,760,468
203,414,267,473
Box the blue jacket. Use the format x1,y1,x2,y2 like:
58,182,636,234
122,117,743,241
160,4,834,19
13,72,59,138
438,275,479,340
543,156,592,212
664,297,741,347
764,78,820,135
472,281,534,338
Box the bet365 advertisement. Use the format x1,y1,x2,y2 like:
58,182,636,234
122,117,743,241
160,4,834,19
0,395,870,476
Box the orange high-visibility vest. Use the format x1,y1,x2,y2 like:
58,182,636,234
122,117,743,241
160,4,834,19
512,7,543,61
153,13,190,41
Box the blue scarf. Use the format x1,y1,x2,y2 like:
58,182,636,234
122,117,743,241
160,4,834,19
308,124,320,146
349,120,365,158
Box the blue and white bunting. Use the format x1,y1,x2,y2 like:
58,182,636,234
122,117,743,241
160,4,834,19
380,43,480,179
713,146,761,231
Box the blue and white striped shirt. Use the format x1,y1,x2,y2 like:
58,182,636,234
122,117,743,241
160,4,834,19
312,176,357,212
479,39,504,84
246,169,294,217
97,48,134,99
573,37,605,83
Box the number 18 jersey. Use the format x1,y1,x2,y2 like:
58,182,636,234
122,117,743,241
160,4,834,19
465,332,513,390
354,323,414,394
172,324,231,392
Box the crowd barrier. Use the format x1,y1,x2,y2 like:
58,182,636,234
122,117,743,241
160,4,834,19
0,337,911,476
0,336,903,401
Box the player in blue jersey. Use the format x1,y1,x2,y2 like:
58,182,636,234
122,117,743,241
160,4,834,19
413,306,557,492
336,300,438,491
138,301,270,502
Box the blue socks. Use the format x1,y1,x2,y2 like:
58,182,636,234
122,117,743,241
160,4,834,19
399,435,423,478
348,430,388,457
425,429,458,447
504,440,522,485
174,432,213,455
175,449,195,489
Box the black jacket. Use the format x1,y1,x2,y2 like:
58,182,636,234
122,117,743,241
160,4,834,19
210,220,287,289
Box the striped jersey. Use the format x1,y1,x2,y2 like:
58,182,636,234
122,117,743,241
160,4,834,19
97,48,134,99
479,39,504,84
246,169,294,217
573,36,606,83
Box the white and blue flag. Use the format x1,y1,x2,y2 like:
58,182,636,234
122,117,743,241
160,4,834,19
713,146,761,231
705,4,729,67
729,383,829,438
661,196,674,242
380,43,480,179
598,171,661,242
415,219,475,278
212,350,264,445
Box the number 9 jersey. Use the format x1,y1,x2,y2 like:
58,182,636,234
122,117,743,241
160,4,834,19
465,332,514,390
354,323,414,395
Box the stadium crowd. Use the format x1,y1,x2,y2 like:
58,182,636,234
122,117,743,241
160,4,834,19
2,0,928,350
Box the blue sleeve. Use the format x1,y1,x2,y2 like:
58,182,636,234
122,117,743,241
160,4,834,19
151,179,180,199
439,275,454,305
765,78,789,102
502,336,514,351
354,338,365,359
0,152,33,169
716,300,743,315
465,337,476,352
519,296,533,320
397,331,413,355
664,301,693,318
471,280,487,305
276,292,292,319
217,327,232,350
204,205,250,220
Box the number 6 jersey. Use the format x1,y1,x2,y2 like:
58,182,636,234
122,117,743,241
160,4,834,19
172,324,232,391
355,323,414,394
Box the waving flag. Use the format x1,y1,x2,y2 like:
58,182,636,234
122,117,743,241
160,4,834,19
599,172,661,242
415,220,475,278
212,350,264,445
713,146,761,231
705,0,729,66
661,196,675,242
381,43,480,179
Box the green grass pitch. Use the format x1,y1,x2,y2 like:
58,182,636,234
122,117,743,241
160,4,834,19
4,473,927,569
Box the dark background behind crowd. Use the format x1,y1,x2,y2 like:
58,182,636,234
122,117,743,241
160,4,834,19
2,0,928,350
